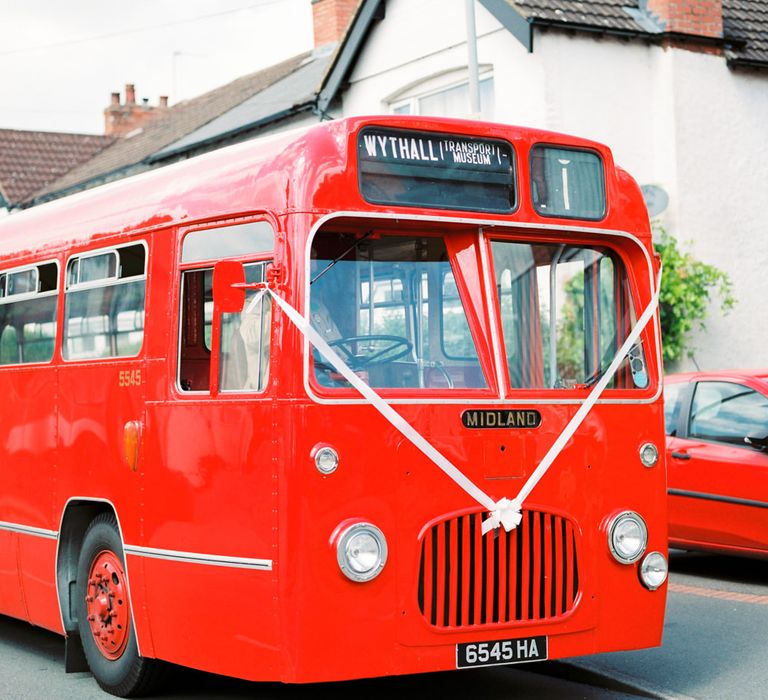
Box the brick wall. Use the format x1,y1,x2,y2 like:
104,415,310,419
646,0,723,38
104,84,168,137
312,0,359,47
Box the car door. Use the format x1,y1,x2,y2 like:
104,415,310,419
667,379,768,554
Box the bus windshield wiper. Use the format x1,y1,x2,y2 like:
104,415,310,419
582,367,604,388
311,231,373,285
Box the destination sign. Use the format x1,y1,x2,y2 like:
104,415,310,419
359,128,512,172
357,127,516,213
461,409,541,430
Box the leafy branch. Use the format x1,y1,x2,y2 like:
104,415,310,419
655,227,735,364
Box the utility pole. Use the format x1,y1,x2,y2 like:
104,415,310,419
465,0,481,117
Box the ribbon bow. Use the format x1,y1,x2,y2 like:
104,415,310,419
482,497,523,534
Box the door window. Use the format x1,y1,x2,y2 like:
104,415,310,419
689,381,768,446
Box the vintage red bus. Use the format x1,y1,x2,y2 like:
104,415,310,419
0,115,666,696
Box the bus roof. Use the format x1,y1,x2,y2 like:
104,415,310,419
0,115,641,264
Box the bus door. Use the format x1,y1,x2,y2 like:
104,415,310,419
140,220,279,671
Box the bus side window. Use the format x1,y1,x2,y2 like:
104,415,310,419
0,261,59,365
63,244,146,360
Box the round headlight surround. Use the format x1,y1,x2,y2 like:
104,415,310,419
336,522,388,582
312,444,339,475
607,511,648,564
640,551,668,590
639,442,659,468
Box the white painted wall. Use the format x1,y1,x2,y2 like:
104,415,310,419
668,52,768,371
340,0,768,372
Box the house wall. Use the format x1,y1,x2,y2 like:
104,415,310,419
667,53,768,372
340,0,768,371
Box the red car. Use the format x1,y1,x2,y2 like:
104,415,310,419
664,370,768,557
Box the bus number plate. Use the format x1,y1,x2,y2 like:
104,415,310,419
456,636,548,668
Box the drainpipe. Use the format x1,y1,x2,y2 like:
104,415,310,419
465,0,481,117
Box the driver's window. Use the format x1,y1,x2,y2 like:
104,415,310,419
219,264,271,392
178,221,274,393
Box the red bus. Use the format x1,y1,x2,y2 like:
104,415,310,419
0,115,666,696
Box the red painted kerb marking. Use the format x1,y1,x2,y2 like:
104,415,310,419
669,582,768,606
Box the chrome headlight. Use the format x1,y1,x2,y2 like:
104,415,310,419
608,511,648,564
640,551,668,590
336,522,387,582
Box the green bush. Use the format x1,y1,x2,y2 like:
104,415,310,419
654,228,735,364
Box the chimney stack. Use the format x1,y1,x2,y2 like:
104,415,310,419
104,85,169,137
645,0,723,38
311,0,358,48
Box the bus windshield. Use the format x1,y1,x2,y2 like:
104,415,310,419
310,231,487,390
490,240,648,390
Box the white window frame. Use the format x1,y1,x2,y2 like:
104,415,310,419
388,68,495,119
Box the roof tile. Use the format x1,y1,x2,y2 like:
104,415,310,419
0,130,114,206
508,0,768,64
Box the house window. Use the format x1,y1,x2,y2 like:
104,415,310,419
391,73,495,120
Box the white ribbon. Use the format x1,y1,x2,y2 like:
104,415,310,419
505,267,663,524
259,267,661,533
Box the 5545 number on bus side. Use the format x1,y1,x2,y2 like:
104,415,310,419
118,369,142,387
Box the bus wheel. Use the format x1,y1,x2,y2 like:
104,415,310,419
75,513,160,697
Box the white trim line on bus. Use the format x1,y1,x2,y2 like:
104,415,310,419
0,520,58,539
123,545,273,571
52,498,273,656
302,210,663,407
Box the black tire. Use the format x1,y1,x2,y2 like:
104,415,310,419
75,512,162,697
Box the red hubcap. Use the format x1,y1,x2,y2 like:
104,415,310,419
85,550,130,660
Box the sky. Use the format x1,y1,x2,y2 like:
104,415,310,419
0,0,314,135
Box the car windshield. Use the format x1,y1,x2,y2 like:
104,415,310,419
309,231,487,390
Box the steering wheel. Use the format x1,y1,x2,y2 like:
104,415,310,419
326,335,412,369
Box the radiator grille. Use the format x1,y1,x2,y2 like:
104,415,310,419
418,509,579,628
